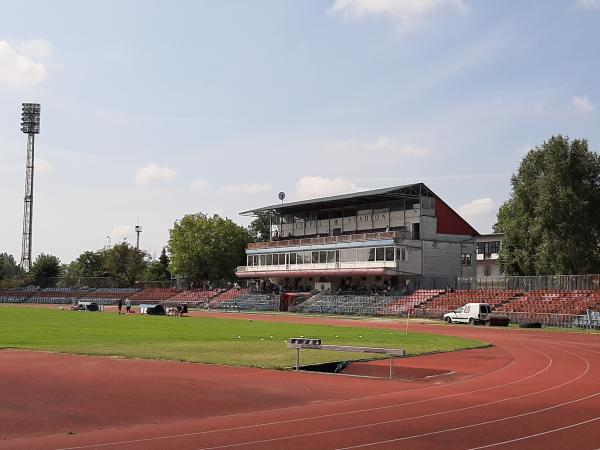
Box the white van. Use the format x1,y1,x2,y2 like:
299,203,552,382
444,303,492,325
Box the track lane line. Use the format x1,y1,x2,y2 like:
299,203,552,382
178,347,589,450
468,416,600,449
336,392,600,450
54,347,545,450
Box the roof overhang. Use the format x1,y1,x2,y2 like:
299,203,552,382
240,183,435,216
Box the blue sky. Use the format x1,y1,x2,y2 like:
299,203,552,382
1,0,599,263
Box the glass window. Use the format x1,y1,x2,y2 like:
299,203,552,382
312,252,319,263
327,250,336,263
266,254,273,265
368,248,376,261
272,254,279,265
247,256,253,266
385,247,394,261
259,255,266,266
296,252,303,264
402,248,407,261
461,253,472,266
319,251,327,263
376,247,385,261
289,253,296,264
253,255,259,266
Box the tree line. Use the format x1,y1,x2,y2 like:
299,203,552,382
1,213,269,288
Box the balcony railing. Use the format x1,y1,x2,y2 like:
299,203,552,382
237,261,399,272
247,230,411,250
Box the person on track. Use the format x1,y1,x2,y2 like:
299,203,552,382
117,298,123,315
125,298,132,314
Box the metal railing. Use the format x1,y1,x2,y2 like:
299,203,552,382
457,275,600,292
247,231,411,250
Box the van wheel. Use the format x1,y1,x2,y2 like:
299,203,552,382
445,317,452,324
469,318,475,325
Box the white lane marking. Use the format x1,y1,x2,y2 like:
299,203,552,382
468,416,600,449
190,348,588,450
54,347,540,450
337,392,600,450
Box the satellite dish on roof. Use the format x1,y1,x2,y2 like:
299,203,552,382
278,192,286,203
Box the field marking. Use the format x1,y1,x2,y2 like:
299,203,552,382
468,416,600,449
336,392,600,450
64,345,585,450
189,348,590,450
54,347,541,450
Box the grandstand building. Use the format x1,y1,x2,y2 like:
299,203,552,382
236,183,478,291
475,233,504,277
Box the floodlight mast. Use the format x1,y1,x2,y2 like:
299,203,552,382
20,103,41,272
135,225,143,250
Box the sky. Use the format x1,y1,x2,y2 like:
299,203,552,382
1,0,599,264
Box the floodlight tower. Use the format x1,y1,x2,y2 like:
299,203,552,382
20,103,41,272
135,224,143,250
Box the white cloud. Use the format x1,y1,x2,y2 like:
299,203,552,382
222,183,272,195
576,0,600,9
17,39,52,60
135,163,177,184
191,179,209,190
363,136,429,157
36,158,53,174
329,136,429,164
296,176,362,200
110,225,131,241
458,197,496,221
572,96,594,112
0,40,46,87
329,0,467,31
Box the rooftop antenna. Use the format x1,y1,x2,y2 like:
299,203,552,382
20,103,41,272
135,218,143,250
278,191,286,204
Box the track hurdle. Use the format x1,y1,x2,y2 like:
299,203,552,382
286,338,405,380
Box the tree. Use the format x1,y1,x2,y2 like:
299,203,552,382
75,250,106,278
0,253,21,281
495,135,600,275
248,213,272,242
169,213,250,284
144,247,171,281
29,253,62,287
103,242,149,286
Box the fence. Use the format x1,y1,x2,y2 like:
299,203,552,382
402,308,599,330
457,274,600,292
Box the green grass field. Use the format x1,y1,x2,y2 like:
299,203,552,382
0,307,488,368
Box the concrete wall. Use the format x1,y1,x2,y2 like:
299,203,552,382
422,240,476,281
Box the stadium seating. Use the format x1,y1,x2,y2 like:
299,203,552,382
494,290,600,316
208,288,249,308
216,292,279,311
296,294,398,316
126,288,180,303
416,289,522,312
167,289,223,306
382,289,445,315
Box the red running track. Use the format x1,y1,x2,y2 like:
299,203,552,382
1,311,599,450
